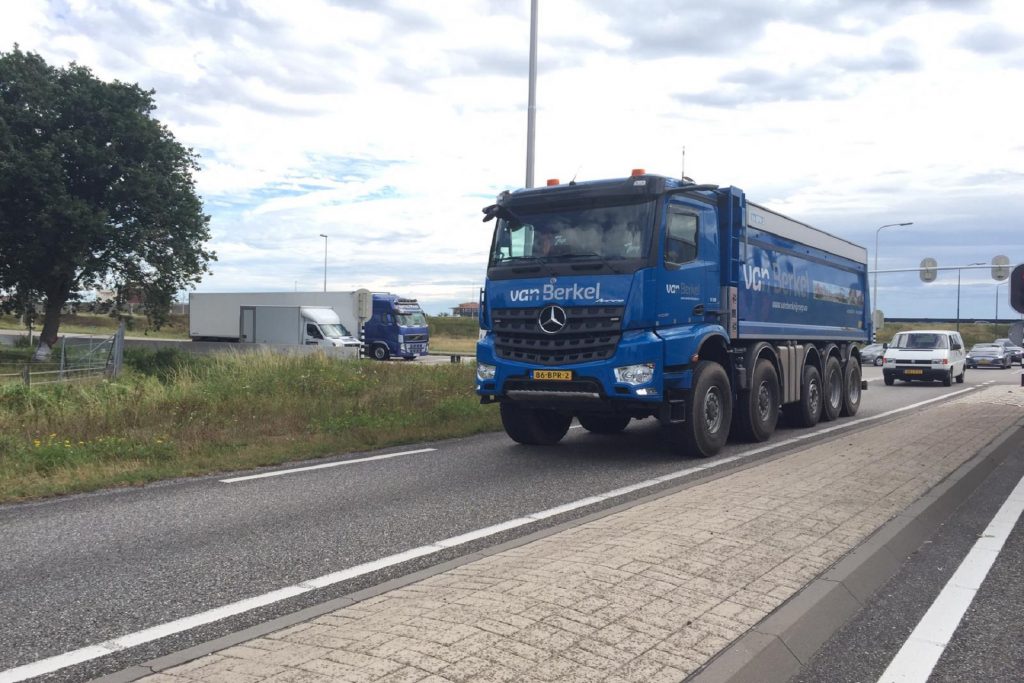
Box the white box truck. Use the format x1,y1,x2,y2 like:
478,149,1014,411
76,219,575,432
189,291,429,360
240,306,362,350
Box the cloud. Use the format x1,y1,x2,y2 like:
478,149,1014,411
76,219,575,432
956,21,1024,56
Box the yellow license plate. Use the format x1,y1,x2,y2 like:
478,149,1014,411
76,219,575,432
532,370,572,381
905,369,923,375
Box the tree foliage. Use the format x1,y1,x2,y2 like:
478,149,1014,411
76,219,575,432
0,46,215,351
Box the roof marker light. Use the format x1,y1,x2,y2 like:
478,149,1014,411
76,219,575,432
546,178,560,186
631,168,646,176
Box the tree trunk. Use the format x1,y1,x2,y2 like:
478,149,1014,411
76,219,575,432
34,293,67,361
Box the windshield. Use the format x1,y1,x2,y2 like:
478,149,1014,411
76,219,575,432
970,344,999,352
319,323,352,339
488,198,655,268
396,312,426,327
890,332,949,350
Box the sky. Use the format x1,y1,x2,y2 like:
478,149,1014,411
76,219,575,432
3,0,1023,319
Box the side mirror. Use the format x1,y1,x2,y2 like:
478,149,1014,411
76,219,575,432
952,342,962,350
882,343,888,349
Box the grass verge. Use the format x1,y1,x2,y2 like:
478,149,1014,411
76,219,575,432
0,348,501,503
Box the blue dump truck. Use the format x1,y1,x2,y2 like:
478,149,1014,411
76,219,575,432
475,170,870,458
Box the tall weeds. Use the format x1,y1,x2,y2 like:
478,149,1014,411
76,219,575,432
0,350,500,501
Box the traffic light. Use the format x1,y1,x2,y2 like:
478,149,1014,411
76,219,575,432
1011,264,1024,315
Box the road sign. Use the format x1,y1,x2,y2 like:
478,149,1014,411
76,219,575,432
992,255,1010,281
919,257,938,283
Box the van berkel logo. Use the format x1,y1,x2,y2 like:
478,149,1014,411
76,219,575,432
538,305,567,334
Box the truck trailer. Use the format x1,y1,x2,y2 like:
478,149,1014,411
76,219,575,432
189,291,429,360
475,170,870,457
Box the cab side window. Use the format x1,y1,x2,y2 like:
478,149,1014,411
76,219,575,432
666,209,698,265
306,323,323,340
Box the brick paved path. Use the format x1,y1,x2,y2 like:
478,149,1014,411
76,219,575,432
145,386,1024,683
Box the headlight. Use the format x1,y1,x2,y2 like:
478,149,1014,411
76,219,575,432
614,362,655,385
931,358,947,365
398,334,404,344
476,362,496,380
884,357,895,365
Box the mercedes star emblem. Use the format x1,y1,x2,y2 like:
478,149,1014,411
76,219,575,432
538,305,567,334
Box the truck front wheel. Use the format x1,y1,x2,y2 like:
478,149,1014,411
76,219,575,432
821,356,843,422
734,359,778,442
578,414,631,434
500,402,571,445
371,344,390,361
681,361,732,458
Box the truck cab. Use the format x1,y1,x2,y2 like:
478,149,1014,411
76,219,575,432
364,294,429,360
300,307,362,349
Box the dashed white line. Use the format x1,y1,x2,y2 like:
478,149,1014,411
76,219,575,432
877,468,1024,683
0,384,984,682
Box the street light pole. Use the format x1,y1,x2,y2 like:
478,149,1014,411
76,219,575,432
872,222,913,336
956,262,985,332
319,234,328,292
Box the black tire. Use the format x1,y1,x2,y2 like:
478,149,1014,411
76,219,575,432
884,373,895,386
500,402,571,445
956,367,965,384
578,414,631,434
840,359,862,417
942,369,953,387
790,364,823,428
371,344,390,361
734,359,779,442
821,356,843,422
681,361,732,458
873,357,883,366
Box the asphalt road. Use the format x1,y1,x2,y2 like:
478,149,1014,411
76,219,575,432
0,364,1020,682
792,385,1024,683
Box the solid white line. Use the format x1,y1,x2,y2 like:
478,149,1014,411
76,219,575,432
877,470,1024,683
0,383,983,682
220,448,437,482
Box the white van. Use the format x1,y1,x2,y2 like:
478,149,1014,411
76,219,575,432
882,329,967,386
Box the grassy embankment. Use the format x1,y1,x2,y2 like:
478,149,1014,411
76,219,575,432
874,322,1015,348
0,347,501,503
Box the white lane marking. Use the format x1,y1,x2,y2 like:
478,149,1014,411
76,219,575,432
0,384,983,682
220,448,436,483
877,470,1024,683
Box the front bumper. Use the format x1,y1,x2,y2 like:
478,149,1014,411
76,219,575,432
475,330,670,409
883,365,953,380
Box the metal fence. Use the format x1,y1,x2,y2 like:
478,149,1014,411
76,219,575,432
0,323,124,387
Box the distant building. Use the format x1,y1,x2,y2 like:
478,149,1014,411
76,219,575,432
452,302,480,317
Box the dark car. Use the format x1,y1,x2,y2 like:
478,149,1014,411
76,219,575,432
965,344,1011,369
993,338,1023,366
860,343,886,366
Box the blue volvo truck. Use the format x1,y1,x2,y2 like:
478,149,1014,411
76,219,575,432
475,170,870,457
364,293,430,360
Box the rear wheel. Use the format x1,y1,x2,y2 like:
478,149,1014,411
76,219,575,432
956,366,965,384
821,356,843,422
500,403,571,445
680,361,732,458
840,360,862,416
734,359,779,442
789,364,822,428
578,414,631,434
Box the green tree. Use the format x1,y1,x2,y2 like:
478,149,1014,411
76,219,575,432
0,46,214,356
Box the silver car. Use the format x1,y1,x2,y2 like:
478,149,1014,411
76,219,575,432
993,339,1023,366
860,343,886,366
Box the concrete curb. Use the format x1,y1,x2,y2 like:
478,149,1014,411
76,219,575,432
687,417,1024,683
